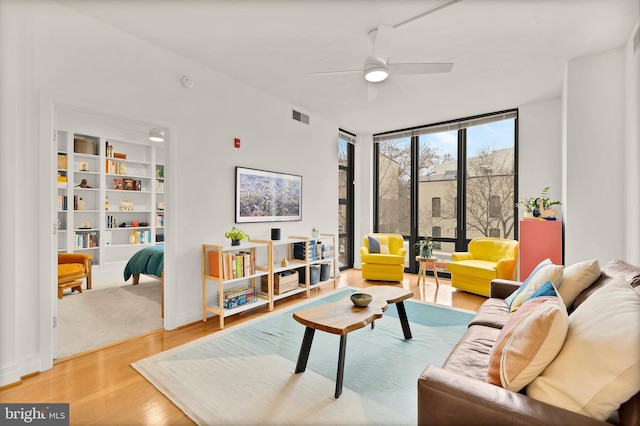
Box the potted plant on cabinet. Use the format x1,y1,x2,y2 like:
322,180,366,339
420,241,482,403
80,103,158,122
225,227,249,246
534,186,561,218
413,237,434,258
516,197,538,218
516,187,561,219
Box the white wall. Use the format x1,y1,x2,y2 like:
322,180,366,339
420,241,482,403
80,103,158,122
0,1,339,386
624,23,640,263
563,49,627,265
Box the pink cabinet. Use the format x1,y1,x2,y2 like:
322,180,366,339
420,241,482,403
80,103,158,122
519,220,563,280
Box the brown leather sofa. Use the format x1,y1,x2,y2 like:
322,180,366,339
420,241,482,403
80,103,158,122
418,259,640,426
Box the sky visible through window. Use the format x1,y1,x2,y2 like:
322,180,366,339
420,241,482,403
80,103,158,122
426,119,515,158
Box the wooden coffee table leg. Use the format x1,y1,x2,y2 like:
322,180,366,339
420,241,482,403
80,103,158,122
294,327,315,373
335,334,347,398
396,301,413,340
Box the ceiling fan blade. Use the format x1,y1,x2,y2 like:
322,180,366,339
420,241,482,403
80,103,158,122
367,82,379,102
305,69,362,77
371,23,393,61
389,62,453,74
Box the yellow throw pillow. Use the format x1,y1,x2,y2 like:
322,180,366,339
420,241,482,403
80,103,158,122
487,294,568,392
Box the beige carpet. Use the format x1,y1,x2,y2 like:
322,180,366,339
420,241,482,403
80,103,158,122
57,277,163,359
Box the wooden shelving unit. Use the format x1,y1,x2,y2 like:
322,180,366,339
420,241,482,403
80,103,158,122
201,233,337,327
201,240,271,329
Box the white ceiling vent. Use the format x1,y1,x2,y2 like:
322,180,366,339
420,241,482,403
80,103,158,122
634,27,639,55
292,109,310,125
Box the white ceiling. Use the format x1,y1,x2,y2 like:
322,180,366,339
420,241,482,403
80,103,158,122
59,0,638,134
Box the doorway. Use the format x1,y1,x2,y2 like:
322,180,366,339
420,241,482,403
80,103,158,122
42,95,175,362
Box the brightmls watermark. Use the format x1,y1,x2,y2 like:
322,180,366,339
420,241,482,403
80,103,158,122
1,404,69,425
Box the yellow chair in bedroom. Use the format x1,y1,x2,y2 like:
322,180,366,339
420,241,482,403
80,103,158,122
360,233,406,282
57,253,92,298
445,237,519,297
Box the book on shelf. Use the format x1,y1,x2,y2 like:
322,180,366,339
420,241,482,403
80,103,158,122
208,250,221,279
207,250,256,281
57,154,68,170
106,159,126,175
58,195,68,211
74,231,98,249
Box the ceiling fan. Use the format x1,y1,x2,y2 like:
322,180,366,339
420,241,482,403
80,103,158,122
306,0,461,101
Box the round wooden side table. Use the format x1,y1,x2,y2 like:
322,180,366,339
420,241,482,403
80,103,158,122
415,256,440,287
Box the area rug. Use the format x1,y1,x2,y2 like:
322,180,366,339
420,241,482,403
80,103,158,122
57,281,163,359
132,287,473,425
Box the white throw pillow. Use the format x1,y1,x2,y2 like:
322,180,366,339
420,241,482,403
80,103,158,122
509,263,564,312
526,276,640,421
557,259,601,308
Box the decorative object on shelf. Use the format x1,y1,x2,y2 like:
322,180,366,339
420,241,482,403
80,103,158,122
235,166,302,223
311,227,320,238
77,197,85,210
79,220,91,229
76,179,91,188
119,196,134,211
350,292,373,307
533,186,561,218
78,160,89,171
224,226,250,246
516,197,538,218
271,228,281,240
73,136,95,155
105,195,109,210
516,186,561,219
413,236,434,258
281,257,289,267
156,201,165,211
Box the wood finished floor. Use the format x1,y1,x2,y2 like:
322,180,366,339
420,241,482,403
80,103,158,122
0,269,485,425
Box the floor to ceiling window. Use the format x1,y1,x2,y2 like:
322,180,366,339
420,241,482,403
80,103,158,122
374,110,518,274
338,130,355,270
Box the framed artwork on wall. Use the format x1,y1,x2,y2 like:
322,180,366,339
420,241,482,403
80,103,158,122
235,166,302,223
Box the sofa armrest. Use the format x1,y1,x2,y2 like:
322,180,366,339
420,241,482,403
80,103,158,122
490,279,521,299
418,365,607,426
360,246,370,256
451,251,473,261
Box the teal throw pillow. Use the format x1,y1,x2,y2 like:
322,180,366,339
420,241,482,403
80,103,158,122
529,280,558,299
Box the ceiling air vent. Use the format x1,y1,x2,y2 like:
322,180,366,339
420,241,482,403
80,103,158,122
292,109,310,125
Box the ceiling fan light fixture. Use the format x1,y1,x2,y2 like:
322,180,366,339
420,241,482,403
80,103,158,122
149,128,165,142
365,67,389,83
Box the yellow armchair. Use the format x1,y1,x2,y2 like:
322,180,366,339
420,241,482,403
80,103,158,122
58,253,92,290
360,233,406,282
445,237,519,297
